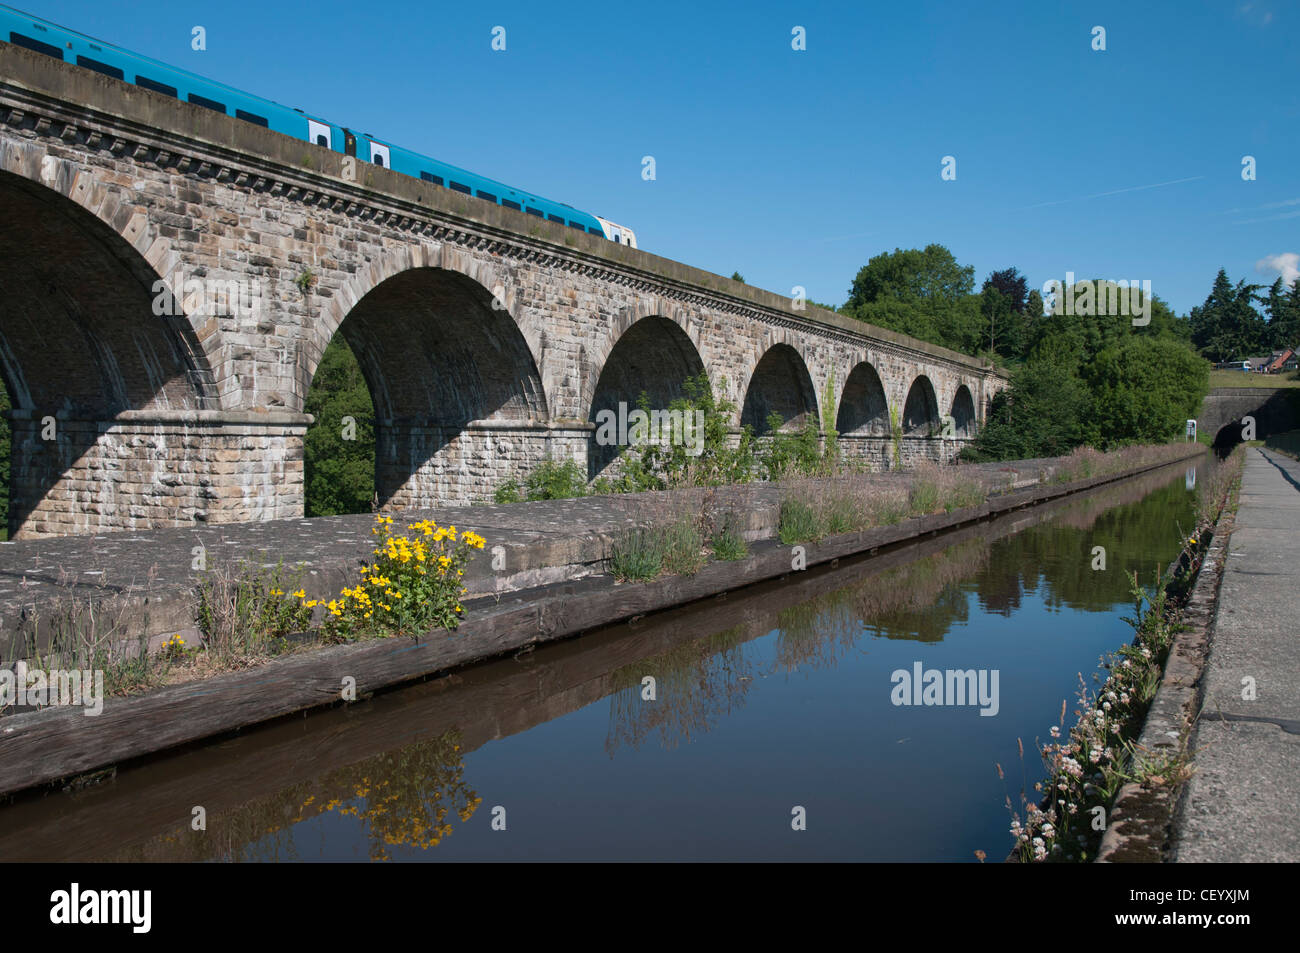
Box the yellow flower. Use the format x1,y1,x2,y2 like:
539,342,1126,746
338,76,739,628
293,589,306,599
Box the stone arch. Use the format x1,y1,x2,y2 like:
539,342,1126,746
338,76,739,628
0,163,219,415
836,361,890,436
585,313,706,478
901,375,941,436
741,343,819,435
307,243,545,413
950,384,977,437
309,257,548,508
580,298,708,420
0,164,221,535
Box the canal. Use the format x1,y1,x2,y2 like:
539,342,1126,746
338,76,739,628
0,458,1212,862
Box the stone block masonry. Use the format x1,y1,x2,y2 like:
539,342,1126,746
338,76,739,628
0,43,1005,538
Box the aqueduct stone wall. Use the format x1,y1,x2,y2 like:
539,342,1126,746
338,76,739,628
0,45,1006,538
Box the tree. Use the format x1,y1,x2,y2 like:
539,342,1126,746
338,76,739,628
731,271,745,283
843,245,983,355
1189,268,1266,362
1026,289,1045,321
303,335,377,517
985,267,1029,315
1263,277,1300,351
960,357,1091,461
845,244,974,310
964,283,1210,460
1082,336,1209,447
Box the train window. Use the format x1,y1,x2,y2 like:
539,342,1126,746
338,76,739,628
450,181,471,194
188,93,226,114
370,143,390,167
307,120,331,149
569,221,586,230
476,190,497,203
525,207,543,217
613,234,621,244
236,109,269,127
502,199,521,211
420,172,444,186
9,32,63,59
548,214,565,224
136,75,177,97
75,55,123,80
589,226,603,235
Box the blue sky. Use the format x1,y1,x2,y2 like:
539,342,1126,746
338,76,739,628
26,0,1300,315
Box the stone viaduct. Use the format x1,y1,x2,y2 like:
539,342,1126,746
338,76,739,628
0,44,1006,540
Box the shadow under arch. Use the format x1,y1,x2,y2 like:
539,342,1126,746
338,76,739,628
901,375,941,436
950,384,976,437
837,361,890,436
313,266,548,509
586,315,705,479
0,169,217,536
741,343,818,435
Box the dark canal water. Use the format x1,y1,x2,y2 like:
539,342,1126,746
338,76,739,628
0,460,1211,862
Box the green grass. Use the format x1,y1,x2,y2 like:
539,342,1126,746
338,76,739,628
709,521,748,561
609,518,706,582
1209,369,1300,389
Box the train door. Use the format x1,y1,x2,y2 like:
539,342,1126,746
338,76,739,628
341,127,357,157
307,120,332,149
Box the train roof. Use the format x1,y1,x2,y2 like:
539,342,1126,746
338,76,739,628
0,3,610,231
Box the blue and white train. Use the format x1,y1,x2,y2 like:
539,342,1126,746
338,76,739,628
0,4,639,247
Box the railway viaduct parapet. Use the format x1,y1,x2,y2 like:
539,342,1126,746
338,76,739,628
0,45,1005,538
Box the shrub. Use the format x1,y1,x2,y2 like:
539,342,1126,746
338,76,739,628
494,457,588,502
320,516,486,641
493,481,523,504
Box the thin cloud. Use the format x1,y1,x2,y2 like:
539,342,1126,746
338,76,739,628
1018,176,1204,211
1224,196,1300,215
1234,209,1300,225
